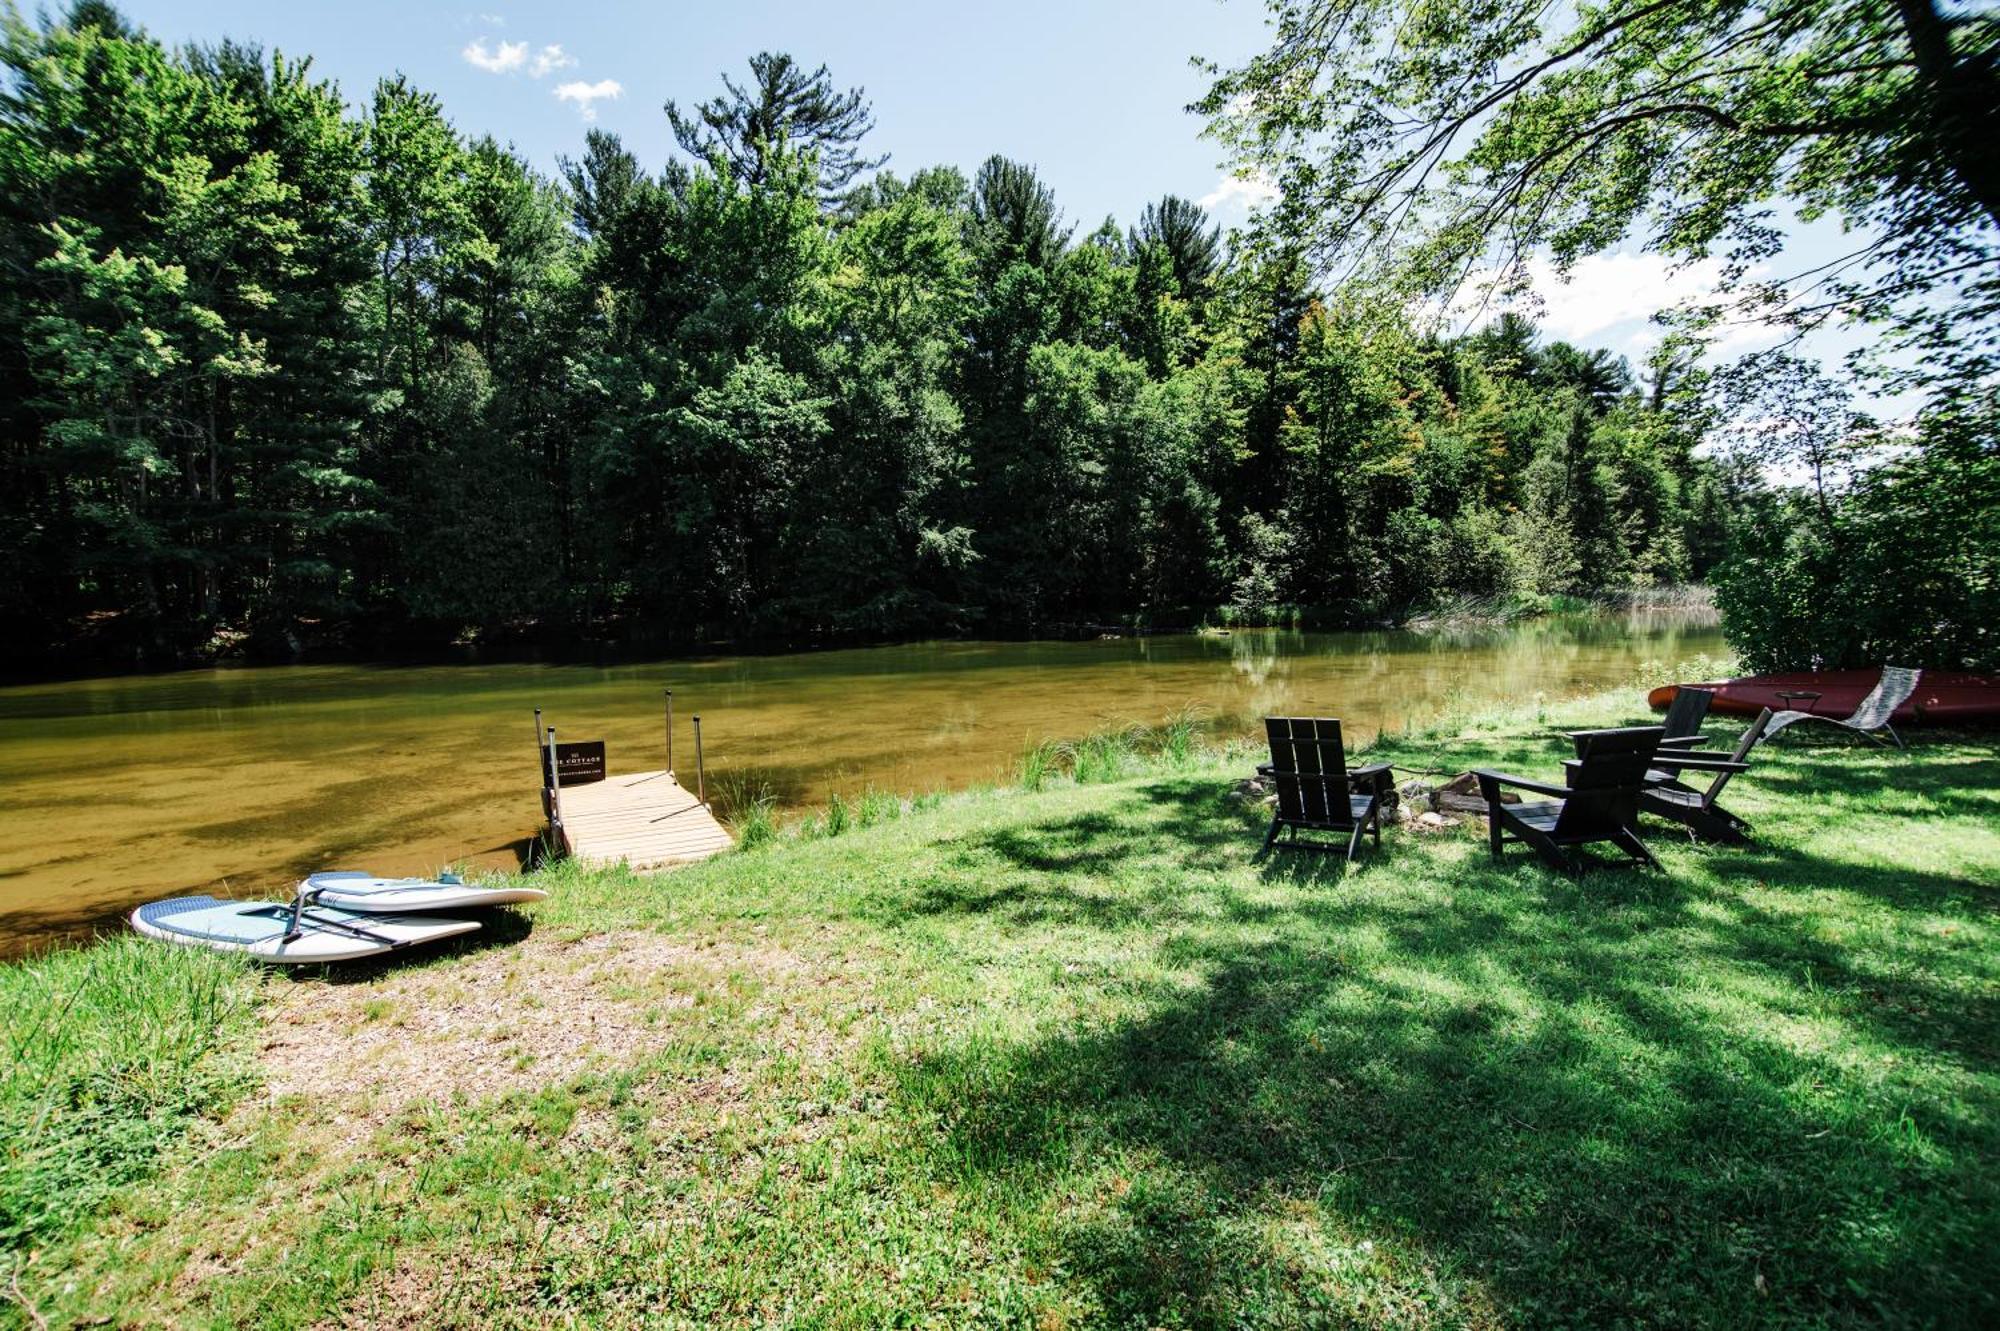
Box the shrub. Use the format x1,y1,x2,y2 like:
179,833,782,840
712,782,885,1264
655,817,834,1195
1714,414,1999,673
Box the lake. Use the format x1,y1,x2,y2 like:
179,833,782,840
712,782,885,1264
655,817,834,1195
0,611,1723,957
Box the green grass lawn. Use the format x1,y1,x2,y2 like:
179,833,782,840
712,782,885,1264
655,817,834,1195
5,695,1997,1328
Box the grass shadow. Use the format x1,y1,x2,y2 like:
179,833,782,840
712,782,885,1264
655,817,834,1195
898,928,1995,1325
882,763,2000,1326
1746,751,2000,821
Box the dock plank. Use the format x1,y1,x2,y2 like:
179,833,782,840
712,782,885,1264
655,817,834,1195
552,769,733,868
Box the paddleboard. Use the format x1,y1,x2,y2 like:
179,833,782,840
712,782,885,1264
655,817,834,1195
301,871,548,914
131,895,480,964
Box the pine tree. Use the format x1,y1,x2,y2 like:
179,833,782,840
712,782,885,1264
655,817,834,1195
666,52,886,203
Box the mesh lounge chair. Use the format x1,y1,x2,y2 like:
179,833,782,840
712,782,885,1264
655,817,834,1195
1607,708,1769,844
1255,717,1393,862
1475,726,1664,875
1765,665,1921,748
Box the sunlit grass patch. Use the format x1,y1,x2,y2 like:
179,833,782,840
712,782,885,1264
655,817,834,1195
0,937,260,1252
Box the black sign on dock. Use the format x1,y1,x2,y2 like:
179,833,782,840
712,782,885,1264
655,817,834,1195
545,739,606,787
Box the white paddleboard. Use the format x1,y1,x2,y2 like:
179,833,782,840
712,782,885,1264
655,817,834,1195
300,870,547,914
131,895,480,964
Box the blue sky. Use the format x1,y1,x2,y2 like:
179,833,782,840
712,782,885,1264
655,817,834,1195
115,1,1904,412
119,1,1268,237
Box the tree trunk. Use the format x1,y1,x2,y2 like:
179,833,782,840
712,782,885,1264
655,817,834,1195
1895,0,2000,231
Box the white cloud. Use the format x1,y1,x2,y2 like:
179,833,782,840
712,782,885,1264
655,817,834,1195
462,38,527,74
464,35,577,81
1704,310,1788,356
478,12,506,23
529,44,575,78
1197,171,1279,216
554,78,623,121
1451,250,1789,355
1519,252,1726,344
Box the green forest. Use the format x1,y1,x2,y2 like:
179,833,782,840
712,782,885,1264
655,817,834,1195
0,1,1992,672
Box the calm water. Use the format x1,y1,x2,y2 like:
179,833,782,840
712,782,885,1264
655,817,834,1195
0,612,1722,956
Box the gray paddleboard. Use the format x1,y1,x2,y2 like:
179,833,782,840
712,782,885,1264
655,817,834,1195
301,871,548,914
131,895,479,964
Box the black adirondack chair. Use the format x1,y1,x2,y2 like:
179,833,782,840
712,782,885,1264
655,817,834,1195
1630,708,1770,843
1474,726,1664,875
1255,717,1394,862
1765,665,1921,748
1658,686,1715,750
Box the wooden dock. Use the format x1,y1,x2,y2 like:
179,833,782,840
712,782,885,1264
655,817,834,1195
553,768,733,869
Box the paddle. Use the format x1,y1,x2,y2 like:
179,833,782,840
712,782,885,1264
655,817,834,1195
279,886,399,949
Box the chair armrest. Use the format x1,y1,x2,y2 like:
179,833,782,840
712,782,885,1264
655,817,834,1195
1348,762,1392,795
1658,735,1711,748
1256,763,1274,777
1472,768,1570,800
1648,755,1750,774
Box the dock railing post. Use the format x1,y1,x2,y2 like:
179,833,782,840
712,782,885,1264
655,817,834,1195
693,714,706,805
534,708,546,780
546,726,565,848
665,689,674,776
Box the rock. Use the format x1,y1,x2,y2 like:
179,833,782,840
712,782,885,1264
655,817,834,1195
1226,777,1273,809
1433,770,1518,815
1411,810,1455,833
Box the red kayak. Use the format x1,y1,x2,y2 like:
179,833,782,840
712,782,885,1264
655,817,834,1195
1649,670,2000,725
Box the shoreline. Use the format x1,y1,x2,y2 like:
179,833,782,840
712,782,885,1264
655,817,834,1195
0,588,1717,689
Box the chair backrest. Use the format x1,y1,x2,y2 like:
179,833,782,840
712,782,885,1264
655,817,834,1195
1556,726,1663,838
1850,665,1921,728
1698,707,1773,806
1661,686,1714,740
1264,717,1355,829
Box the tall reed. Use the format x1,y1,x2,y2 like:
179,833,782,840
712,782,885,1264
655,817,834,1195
1156,703,1206,770
1017,740,1062,792
823,791,852,837
1068,727,1143,784
716,775,780,851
